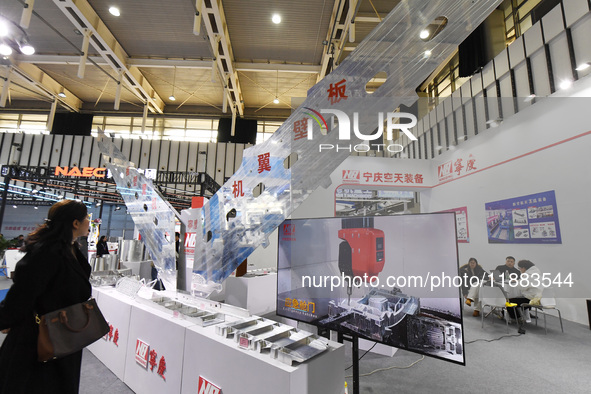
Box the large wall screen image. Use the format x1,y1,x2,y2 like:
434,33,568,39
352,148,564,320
277,213,464,365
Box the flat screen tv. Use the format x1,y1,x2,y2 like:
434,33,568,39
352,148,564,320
276,213,465,365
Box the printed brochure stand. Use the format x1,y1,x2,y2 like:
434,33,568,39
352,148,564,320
338,332,360,394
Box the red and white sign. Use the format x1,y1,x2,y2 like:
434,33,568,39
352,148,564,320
135,339,149,368
342,170,360,183
198,376,221,394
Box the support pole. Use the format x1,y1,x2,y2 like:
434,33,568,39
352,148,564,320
20,0,35,29
0,173,11,233
78,29,92,78
231,105,236,137
141,104,148,133
46,97,58,132
0,68,11,108
193,0,203,36
114,69,122,110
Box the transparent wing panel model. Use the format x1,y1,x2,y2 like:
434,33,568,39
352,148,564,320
96,130,178,290
192,0,503,296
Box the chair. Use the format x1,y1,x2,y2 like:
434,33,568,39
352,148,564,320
520,287,564,334
480,285,510,333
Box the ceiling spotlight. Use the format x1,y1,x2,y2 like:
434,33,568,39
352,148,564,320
96,202,102,207
31,188,39,194
169,66,177,102
419,30,430,39
12,205,17,208
272,14,281,24
424,50,432,58
58,92,67,98
19,38,35,55
273,98,279,104
559,79,573,90
0,43,12,56
58,194,64,199
109,7,121,17
34,206,39,210
575,62,590,71
114,206,121,211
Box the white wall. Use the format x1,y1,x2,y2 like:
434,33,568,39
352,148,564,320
421,82,591,325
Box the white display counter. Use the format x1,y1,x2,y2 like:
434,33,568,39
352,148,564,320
87,290,133,380
89,287,345,394
225,273,277,316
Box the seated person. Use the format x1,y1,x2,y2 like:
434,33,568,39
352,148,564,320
459,258,486,317
494,255,520,280
507,259,543,323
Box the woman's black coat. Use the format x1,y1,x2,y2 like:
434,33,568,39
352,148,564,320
96,241,109,257
0,243,91,394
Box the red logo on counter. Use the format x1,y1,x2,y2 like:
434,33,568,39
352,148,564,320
135,339,149,368
198,376,221,394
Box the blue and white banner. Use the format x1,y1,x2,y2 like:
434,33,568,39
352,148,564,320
485,190,561,244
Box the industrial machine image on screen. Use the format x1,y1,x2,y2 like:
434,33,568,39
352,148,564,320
276,213,464,364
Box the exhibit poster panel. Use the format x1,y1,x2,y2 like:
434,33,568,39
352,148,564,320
485,190,561,244
276,213,465,365
335,187,415,217
437,207,470,243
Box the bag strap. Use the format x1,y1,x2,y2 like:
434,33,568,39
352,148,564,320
59,303,93,332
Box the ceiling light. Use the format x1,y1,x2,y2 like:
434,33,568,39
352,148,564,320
273,98,279,104
58,92,67,98
114,206,121,211
169,66,177,102
486,118,503,127
58,194,64,199
575,62,590,71
31,189,39,194
34,206,39,210
419,30,430,39
12,205,17,208
424,50,432,58
0,43,12,56
0,20,9,37
524,94,536,102
435,145,443,151
109,7,120,17
19,38,34,55
559,79,573,90
272,14,281,24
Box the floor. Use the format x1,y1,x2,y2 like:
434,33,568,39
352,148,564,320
1,276,590,393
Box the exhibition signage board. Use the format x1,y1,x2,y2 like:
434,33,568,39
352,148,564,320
437,206,470,243
485,190,562,244
276,213,465,365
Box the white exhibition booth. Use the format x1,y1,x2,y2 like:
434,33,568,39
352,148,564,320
88,287,344,394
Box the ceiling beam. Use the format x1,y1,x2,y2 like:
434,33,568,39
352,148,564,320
17,55,320,73
200,0,244,116
318,0,349,81
51,0,164,114
3,63,82,112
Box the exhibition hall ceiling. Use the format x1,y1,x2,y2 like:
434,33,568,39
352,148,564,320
0,0,410,120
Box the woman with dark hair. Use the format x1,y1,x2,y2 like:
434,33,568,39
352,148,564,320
96,235,109,257
460,257,486,317
507,259,543,323
0,200,91,394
